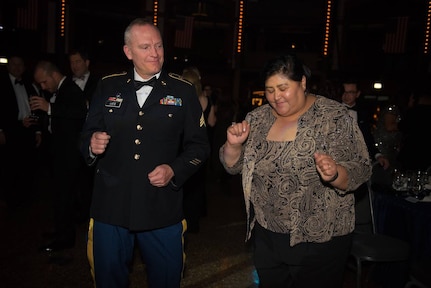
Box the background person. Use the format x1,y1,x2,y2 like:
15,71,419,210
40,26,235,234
31,60,88,252
69,48,101,223
211,86,236,190
69,48,100,107
181,67,216,233
372,103,403,186
0,55,42,213
80,19,210,288
340,79,390,169
220,54,372,288
340,78,390,232
202,83,216,150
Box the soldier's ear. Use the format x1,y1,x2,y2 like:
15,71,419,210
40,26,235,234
123,45,132,60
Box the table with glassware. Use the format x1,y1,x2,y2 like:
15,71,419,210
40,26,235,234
372,170,431,261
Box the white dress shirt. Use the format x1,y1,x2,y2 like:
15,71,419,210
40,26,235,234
73,72,89,91
10,75,31,120
134,70,160,107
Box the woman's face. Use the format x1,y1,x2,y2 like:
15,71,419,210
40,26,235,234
264,73,306,117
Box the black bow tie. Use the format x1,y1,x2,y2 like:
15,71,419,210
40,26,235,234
73,75,86,81
15,78,24,85
134,77,156,90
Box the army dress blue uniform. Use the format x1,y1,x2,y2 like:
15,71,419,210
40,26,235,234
80,68,210,287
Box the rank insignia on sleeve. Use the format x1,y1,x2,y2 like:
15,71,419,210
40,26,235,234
200,113,206,127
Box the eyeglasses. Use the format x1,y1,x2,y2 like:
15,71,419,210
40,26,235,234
343,91,358,95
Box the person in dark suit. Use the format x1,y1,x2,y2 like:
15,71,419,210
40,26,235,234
31,60,88,252
80,18,210,288
341,79,390,233
69,48,101,223
0,55,42,212
69,48,100,107
341,80,390,167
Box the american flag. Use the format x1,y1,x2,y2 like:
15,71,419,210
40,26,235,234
174,16,194,49
383,16,409,54
16,0,39,31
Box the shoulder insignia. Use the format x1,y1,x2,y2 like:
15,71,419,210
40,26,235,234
168,72,193,86
102,71,127,80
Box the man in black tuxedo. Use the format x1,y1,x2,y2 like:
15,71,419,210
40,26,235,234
341,80,390,169
0,55,42,212
341,79,390,233
69,48,101,223
69,48,100,107
31,60,88,252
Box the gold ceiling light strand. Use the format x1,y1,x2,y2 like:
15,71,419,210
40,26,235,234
423,1,431,54
236,0,244,54
60,0,66,37
153,0,159,26
323,0,332,56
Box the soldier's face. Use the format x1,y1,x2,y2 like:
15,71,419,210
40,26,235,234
123,24,164,79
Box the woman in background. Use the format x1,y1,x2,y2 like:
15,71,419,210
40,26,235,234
182,67,216,232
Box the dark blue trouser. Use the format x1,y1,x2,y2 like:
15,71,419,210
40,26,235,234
88,219,185,288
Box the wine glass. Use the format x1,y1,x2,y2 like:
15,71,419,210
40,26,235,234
392,169,407,191
28,95,40,124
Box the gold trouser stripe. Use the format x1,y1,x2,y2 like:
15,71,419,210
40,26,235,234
87,218,96,287
182,218,187,279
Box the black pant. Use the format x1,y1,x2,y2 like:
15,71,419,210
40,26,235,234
183,164,207,232
253,223,352,288
1,125,38,208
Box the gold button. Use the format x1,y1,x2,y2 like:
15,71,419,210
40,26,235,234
137,125,142,130
134,154,140,160
135,139,141,145
139,111,144,116
109,109,113,113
